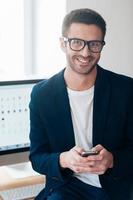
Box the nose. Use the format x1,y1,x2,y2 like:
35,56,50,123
80,44,91,57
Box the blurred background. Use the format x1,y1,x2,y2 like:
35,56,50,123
0,0,133,80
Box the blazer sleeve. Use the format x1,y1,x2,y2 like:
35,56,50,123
106,84,133,180
29,83,70,181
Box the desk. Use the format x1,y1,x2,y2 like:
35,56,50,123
0,166,45,200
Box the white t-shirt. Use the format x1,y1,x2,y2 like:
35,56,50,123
67,86,101,188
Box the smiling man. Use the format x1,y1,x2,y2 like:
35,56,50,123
29,9,133,200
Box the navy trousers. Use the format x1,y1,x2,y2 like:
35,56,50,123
46,177,110,200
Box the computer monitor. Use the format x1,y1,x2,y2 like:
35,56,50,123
0,79,42,166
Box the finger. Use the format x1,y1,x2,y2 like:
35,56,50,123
76,160,97,168
71,159,107,173
86,154,103,161
72,146,84,154
72,165,94,173
86,166,105,174
92,144,104,152
90,170,105,175
70,150,88,165
73,153,91,165
73,165,105,174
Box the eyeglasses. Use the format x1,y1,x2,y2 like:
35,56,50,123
63,37,105,53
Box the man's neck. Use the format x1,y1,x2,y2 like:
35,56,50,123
64,67,97,91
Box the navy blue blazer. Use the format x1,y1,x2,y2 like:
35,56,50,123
29,66,133,200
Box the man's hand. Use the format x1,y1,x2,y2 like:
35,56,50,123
59,145,113,175
60,146,89,173
87,144,114,174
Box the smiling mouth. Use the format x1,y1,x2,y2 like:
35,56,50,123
77,57,92,65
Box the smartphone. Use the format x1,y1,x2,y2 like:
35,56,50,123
81,150,98,157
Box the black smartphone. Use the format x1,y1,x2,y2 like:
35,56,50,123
81,150,98,157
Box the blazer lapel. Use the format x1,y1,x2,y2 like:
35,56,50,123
53,70,75,150
93,66,111,146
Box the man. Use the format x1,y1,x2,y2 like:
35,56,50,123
29,8,133,200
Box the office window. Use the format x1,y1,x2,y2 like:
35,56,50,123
0,0,24,80
0,0,66,80
32,0,66,77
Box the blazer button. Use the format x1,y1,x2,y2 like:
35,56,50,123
52,176,59,180
49,188,53,193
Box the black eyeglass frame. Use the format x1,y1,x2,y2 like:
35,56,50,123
63,37,105,53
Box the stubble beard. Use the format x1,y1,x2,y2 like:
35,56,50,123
66,53,100,76
70,58,98,76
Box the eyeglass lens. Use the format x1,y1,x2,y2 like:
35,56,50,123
70,39,104,52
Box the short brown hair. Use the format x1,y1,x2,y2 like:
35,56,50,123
62,8,106,39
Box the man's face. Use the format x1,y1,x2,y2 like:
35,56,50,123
60,23,104,75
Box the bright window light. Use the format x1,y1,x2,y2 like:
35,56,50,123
0,0,66,80
32,0,66,78
0,0,24,80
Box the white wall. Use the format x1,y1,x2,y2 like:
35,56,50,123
67,0,133,77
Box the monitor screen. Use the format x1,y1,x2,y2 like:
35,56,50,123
0,79,42,156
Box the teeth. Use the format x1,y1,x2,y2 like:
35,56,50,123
78,58,88,63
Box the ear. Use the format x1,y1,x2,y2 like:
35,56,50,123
59,37,67,53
